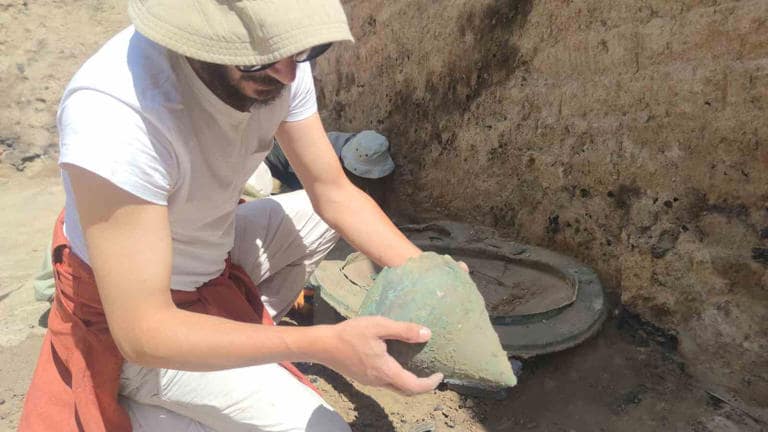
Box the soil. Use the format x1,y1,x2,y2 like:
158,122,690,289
302,314,766,432
1,1,766,431
0,161,63,431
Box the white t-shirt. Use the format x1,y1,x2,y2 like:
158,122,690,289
58,27,318,291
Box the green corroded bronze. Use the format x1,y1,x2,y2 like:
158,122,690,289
358,252,517,389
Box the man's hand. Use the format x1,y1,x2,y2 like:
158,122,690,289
456,260,469,273
313,316,443,395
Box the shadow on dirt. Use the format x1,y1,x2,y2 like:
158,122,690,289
38,307,50,328
297,363,396,432
459,308,761,431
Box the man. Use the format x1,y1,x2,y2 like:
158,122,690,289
245,131,393,205
20,1,443,431
264,130,394,194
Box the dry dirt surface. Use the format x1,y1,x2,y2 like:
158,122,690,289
1,0,766,431
0,161,63,430
0,0,128,171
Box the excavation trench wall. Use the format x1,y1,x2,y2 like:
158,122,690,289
315,0,768,405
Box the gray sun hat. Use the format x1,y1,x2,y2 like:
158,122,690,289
128,0,354,65
340,130,395,179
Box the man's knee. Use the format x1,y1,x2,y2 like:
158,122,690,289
122,363,351,432
122,397,349,432
306,406,352,432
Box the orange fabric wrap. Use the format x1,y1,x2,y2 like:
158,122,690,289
20,211,317,431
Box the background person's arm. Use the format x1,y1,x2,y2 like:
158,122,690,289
65,164,441,394
276,113,422,267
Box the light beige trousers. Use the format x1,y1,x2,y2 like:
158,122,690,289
119,191,349,432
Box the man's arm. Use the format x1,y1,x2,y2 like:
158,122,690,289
275,114,421,267
65,164,441,393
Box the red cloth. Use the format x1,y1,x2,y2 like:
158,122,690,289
20,211,317,431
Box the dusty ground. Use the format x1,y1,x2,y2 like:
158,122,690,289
0,161,63,431
1,0,766,431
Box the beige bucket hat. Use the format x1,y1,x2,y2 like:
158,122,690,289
128,0,354,65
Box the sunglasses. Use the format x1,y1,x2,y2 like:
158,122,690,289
235,43,333,73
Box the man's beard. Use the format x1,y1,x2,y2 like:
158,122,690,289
188,59,286,111
240,74,286,106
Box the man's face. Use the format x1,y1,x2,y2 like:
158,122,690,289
188,58,297,111
231,58,299,103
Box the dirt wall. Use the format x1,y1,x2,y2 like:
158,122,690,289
316,0,768,405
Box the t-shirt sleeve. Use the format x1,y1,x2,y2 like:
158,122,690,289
284,61,318,122
57,90,177,205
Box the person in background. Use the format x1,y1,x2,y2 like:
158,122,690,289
252,130,396,314
248,130,394,207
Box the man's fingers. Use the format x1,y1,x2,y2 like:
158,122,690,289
384,357,443,395
457,260,469,273
375,318,431,344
